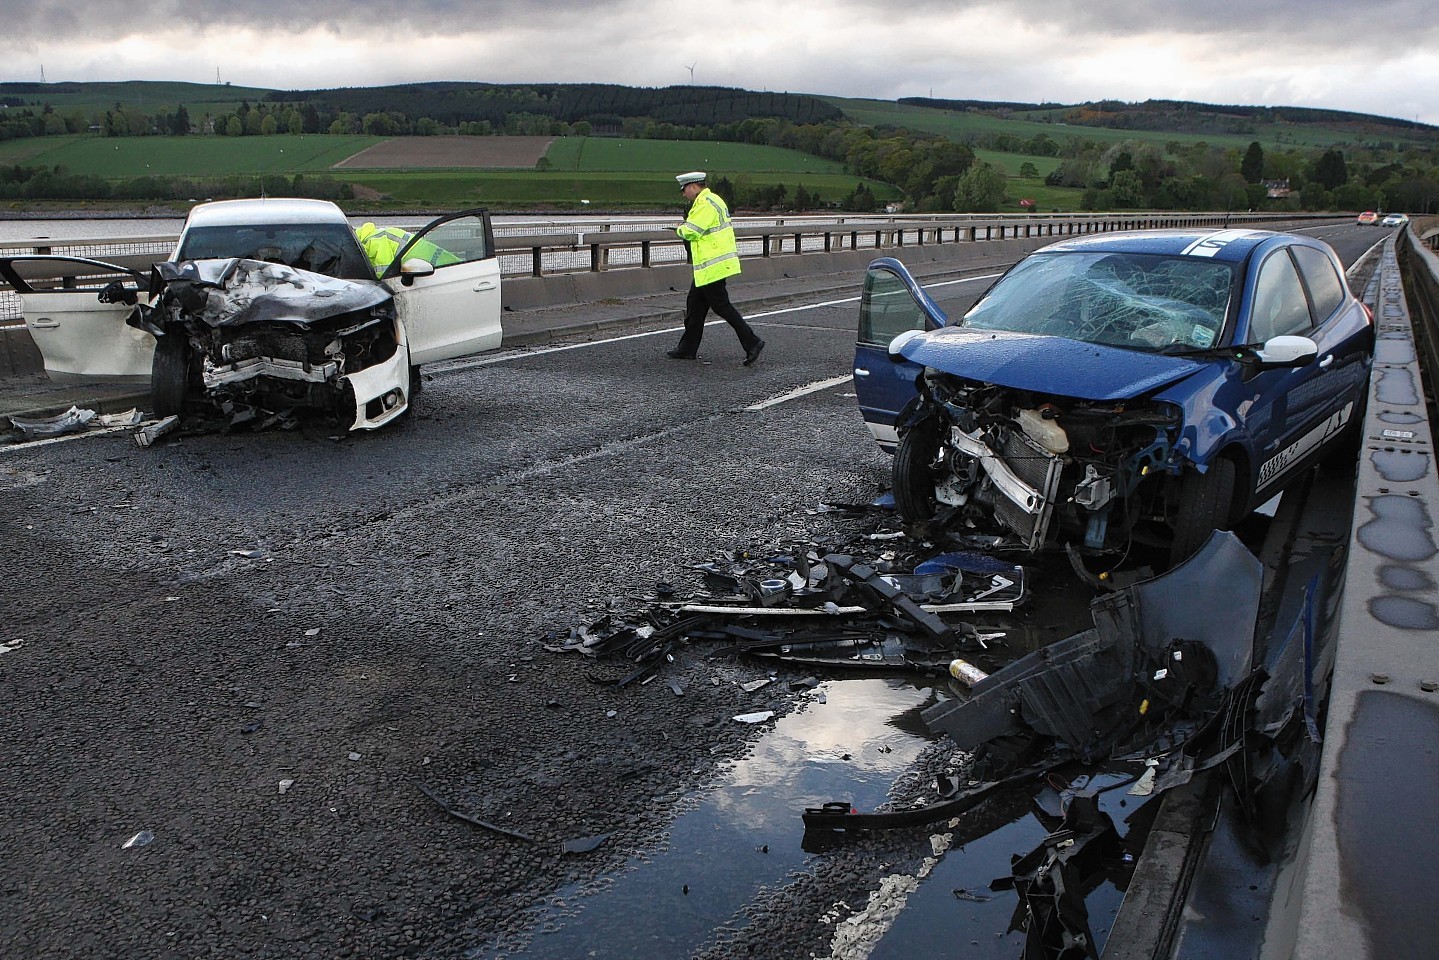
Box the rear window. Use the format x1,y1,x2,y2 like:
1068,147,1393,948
177,223,373,281
1290,245,1346,322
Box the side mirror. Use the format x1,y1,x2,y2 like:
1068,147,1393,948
1255,335,1318,368
889,329,926,358
399,259,436,278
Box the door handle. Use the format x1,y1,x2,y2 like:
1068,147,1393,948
472,281,497,292
31,317,59,328
854,368,871,377
1319,354,1334,369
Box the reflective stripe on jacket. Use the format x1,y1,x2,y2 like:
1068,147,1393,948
356,224,460,278
675,188,741,286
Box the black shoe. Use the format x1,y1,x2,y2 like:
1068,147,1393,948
667,348,695,359
743,339,766,366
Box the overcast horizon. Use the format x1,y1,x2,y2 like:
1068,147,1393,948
2,0,1435,127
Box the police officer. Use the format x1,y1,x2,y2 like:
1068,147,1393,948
668,172,765,365
355,222,460,279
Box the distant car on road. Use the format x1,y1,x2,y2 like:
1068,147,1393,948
0,199,502,431
853,228,1374,565
1356,211,1379,225
1381,213,1409,227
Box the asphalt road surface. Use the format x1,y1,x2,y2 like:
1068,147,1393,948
0,224,1383,959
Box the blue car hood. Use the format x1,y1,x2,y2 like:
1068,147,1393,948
896,326,1205,401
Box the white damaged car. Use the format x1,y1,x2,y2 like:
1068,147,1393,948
0,199,502,430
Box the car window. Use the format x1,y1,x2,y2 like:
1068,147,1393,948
177,223,374,281
1290,245,1346,323
1248,251,1313,343
393,213,492,272
860,266,933,344
961,251,1234,352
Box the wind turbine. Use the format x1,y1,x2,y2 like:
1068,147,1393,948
684,62,696,84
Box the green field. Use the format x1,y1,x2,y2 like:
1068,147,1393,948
974,150,1060,176
825,96,1428,154
0,80,273,119
0,133,892,209
0,134,382,176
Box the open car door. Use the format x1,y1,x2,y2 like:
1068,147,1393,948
0,256,152,381
383,210,503,366
853,258,948,450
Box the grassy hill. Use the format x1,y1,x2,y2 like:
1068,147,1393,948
1,80,1430,212
0,133,893,209
830,95,1439,153
0,80,272,118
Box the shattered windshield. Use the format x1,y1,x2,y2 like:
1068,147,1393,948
962,251,1236,352
177,223,373,281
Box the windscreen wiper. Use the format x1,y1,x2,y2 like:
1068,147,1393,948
1157,340,1262,360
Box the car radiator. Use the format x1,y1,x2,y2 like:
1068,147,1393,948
948,423,1064,552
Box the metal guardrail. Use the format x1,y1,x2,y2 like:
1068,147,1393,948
1286,228,1439,958
0,211,1337,324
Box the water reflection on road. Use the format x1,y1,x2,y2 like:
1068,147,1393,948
470,677,938,960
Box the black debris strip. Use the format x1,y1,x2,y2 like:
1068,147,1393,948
540,505,1029,685
802,531,1328,960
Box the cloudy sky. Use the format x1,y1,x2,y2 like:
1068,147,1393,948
3,0,1436,124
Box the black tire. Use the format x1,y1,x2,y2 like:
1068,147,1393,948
150,334,191,419
1169,456,1238,568
893,426,940,524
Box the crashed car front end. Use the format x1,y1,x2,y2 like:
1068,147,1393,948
130,258,410,430
904,367,1185,552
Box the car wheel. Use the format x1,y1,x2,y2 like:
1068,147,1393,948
893,425,940,523
151,334,191,419
1169,456,1237,567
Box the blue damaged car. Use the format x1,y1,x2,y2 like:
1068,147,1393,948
853,229,1374,565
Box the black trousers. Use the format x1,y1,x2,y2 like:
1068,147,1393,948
675,278,760,355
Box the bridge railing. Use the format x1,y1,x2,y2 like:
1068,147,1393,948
0,211,1339,323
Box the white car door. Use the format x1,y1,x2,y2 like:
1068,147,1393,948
0,256,153,381
385,211,503,366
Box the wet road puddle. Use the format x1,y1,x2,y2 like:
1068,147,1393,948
472,667,1145,959
470,677,940,959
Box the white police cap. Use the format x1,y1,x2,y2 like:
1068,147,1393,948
675,171,707,186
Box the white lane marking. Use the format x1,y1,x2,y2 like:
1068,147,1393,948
430,272,1003,374
1,422,144,454
743,374,854,411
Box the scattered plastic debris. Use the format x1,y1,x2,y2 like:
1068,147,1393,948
122,830,154,849
414,781,537,843
9,406,95,437
96,408,144,427
229,548,267,560
733,711,775,724
278,779,295,794
561,833,612,855
135,415,180,448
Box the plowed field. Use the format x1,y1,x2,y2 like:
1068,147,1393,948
333,136,555,168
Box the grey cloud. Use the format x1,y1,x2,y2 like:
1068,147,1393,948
0,0,629,43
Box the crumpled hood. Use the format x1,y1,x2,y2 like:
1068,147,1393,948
152,258,391,328
894,325,1206,401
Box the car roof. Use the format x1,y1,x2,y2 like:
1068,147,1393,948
1036,227,1296,264
183,198,349,229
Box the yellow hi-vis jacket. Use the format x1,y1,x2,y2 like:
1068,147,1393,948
355,223,461,279
676,188,741,286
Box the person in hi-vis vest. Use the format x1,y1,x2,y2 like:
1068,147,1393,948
667,171,765,366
